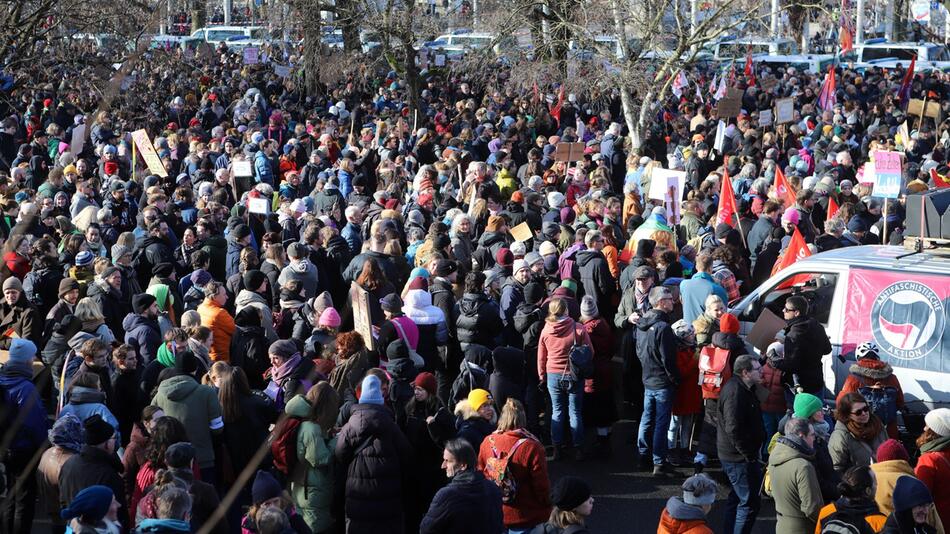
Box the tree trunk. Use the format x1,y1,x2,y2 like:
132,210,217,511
620,87,641,148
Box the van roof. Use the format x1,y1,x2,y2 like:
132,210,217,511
797,245,950,275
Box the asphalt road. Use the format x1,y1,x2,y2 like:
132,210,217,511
548,420,778,534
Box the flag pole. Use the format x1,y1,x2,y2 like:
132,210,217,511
883,198,889,245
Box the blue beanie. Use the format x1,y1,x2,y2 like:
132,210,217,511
359,375,385,405
7,338,37,366
251,470,282,505
60,485,113,521
892,475,932,512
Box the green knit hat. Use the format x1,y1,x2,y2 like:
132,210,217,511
793,393,823,419
560,279,578,294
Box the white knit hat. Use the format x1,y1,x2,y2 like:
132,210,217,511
925,408,950,437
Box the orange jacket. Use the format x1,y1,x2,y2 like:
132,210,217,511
198,298,236,362
657,508,714,534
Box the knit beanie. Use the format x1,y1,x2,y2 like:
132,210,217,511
83,414,114,445
793,393,823,419
467,388,492,412
251,470,283,505
892,476,933,513
48,413,84,454
74,250,94,267
359,375,385,405
243,270,267,291
132,293,157,315
2,276,22,292
164,442,196,469
876,438,910,463
268,339,298,360
580,295,598,319
551,476,591,510
524,282,545,305
495,248,513,267
539,241,558,256
924,408,950,437
682,473,718,506
60,485,113,521
319,307,341,329
719,313,740,335
58,278,80,298
414,372,437,397
7,338,37,366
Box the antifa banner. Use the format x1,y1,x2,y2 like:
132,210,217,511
844,269,949,372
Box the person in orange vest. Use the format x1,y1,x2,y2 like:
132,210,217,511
657,473,719,534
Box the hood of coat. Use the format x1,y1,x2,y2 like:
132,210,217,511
285,393,311,419
849,359,894,381
157,374,200,402
492,346,524,379
769,435,815,467
68,330,98,351
575,249,604,267
513,303,541,331
712,331,744,352
541,316,577,337
872,459,914,476
123,312,159,333
459,292,490,315
235,289,269,310
663,496,708,522
68,385,106,405
404,289,444,325
478,231,507,248
636,308,669,333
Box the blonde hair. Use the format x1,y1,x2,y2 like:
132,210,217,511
496,398,527,432
74,297,105,323
546,298,567,322
549,509,586,529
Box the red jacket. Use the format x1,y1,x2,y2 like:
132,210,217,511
3,252,30,281
657,508,714,534
477,430,552,528
759,361,786,414
538,317,591,380
916,446,950,529
672,346,702,415
582,317,614,394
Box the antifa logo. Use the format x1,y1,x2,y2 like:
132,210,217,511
870,282,945,360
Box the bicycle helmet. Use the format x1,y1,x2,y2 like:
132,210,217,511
855,341,879,360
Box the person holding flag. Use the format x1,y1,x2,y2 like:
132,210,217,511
817,64,837,110
897,55,916,109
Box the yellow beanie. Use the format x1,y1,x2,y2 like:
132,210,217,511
468,389,492,411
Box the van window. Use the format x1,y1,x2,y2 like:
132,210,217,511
776,42,795,55
207,30,244,42
862,47,917,61
718,43,771,58
736,272,839,327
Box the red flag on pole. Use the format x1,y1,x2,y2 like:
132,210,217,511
744,47,756,86
931,168,950,188
772,227,813,287
774,166,798,207
550,85,566,125
717,170,738,227
827,196,840,220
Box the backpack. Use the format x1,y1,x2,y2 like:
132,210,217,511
484,435,528,504
563,328,593,382
557,247,580,281
450,360,489,409
698,345,731,398
857,384,898,426
818,504,887,534
270,416,304,475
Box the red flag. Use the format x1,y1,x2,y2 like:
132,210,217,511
772,228,813,288
744,48,756,86
840,0,854,53
549,85,566,125
931,168,950,189
827,196,840,220
774,166,797,207
717,170,738,227
897,56,915,108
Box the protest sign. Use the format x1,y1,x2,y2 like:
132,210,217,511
908,98,940,119
716,88,743,118
130,129,168,177
759,109,773,127
509,222,533,242
775,98,795,124
648,168,686,224
350,282,375,350
872,150,902,199
248,197,270,215
434,54,446,67
233,160,253,178
553,142,585,162
274,64,291,78
243,47,260,65
713,121,726,153
70,124,86,156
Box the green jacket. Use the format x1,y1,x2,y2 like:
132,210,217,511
285,395,336,534
768,437,823,534
152,375,223,469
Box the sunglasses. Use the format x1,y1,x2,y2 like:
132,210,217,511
783,307,797,313
852,407,870,416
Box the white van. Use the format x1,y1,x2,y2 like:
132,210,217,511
191,25,264,45
729,245,950,427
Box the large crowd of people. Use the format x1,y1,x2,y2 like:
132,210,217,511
0,35,949,534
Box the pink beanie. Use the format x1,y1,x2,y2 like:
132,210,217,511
781,208,800,225
319,307,341,329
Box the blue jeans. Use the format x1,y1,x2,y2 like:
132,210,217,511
547,374,584,447
721,460,762,534
637,387,673,465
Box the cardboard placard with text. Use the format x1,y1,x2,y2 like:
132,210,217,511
553,142,585,162
509,222,533,243
130,129,168,177
716,88,743,118
775,98,795,124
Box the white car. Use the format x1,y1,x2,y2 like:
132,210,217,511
191,26,264,45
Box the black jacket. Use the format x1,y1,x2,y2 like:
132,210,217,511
335,403,411,534
430,278,457,339
778,316,832,394
456,415,496,451
59,446,127,528
419,469,504,534
635,309,680,390
575,249,615,311
716,376,766,463
489,346,525,409
747,215,778,267
456,292,503,349
229,323,270,390
87,281,129,342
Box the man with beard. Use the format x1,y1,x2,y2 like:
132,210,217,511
122,293,162,364
0,276,39,348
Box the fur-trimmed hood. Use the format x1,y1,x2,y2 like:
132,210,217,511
850,358,893,381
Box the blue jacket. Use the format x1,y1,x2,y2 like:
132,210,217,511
0,366,48,451
341,221,363,256
338,170,353,199
122,313,163,364
226,238,244,279
59,386,121,441
679,271,728,323
254,150,274,185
